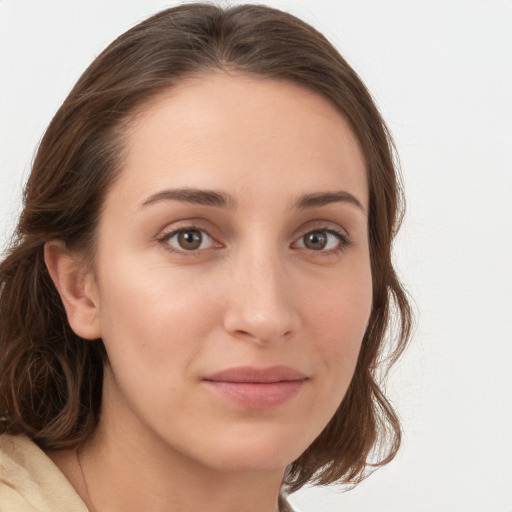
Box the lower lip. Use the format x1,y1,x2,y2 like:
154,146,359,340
204,380,305,409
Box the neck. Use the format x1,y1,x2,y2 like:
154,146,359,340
79,424,285,512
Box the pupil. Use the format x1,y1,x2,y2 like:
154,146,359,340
178,230,202,250
305,231,327,250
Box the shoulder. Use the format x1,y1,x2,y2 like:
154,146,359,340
0,434,88,512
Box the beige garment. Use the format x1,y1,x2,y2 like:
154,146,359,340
1,434,295,512
0,433,88,511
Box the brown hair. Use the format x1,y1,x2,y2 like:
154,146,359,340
0,3,411,491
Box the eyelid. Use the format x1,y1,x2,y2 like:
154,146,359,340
156,217,219,241
293,219,350,236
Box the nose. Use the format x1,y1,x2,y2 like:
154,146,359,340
223,246,301,345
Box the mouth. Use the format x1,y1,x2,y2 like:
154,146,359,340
203,365,307,409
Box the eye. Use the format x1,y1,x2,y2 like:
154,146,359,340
161,228,215,252
294,229,348,252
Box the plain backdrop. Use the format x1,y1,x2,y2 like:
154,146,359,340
1,1,511,511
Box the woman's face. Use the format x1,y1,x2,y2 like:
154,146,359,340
86,73,372,472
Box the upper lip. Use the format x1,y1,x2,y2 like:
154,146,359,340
204,365,307,383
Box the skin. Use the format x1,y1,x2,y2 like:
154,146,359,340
45,73,372,512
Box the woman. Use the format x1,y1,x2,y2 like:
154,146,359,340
0,4,411,511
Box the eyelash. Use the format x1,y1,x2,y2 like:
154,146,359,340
158,226,352,256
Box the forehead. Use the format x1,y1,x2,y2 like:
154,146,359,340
113,72,368,210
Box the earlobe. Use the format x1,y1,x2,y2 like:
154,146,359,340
44,241,102,340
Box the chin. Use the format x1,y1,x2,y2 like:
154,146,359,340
202,449,296,474
185,427,310,474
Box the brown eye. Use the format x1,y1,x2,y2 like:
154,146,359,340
303,231,328,250
177,230,203,250
164,228,214,252
294,229,347,252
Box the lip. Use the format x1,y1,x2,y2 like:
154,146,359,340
203,365,307,409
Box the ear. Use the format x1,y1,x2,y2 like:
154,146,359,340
44,240,102,340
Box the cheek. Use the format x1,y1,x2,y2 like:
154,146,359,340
94,256,220,375
93,258,225,429
305,265,372,387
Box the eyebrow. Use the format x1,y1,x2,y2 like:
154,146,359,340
294,191,366,213
139,187,365,213
139,188,237,209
